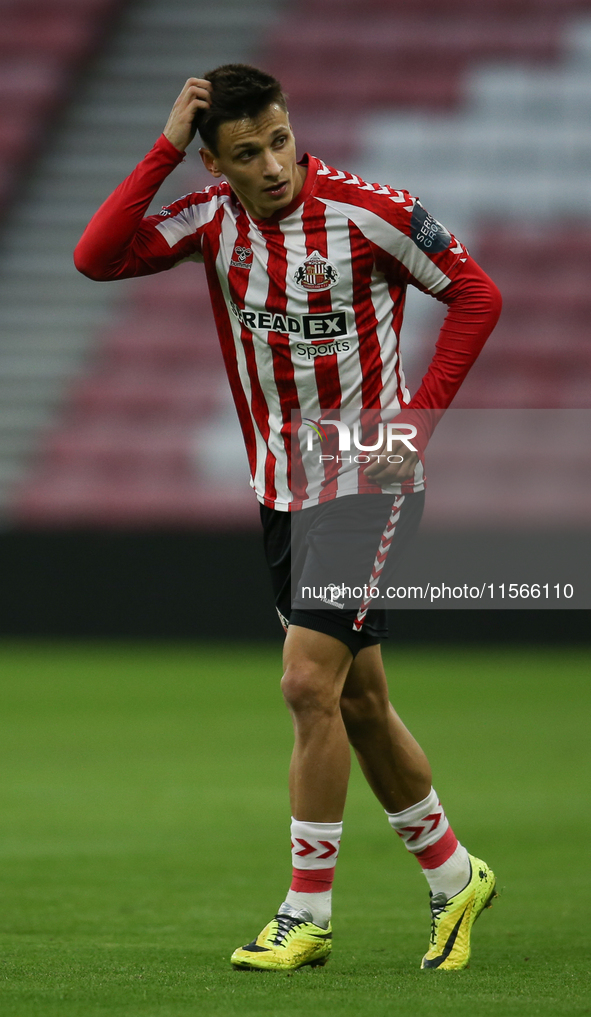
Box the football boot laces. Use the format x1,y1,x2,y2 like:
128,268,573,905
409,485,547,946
428,891,450,944
273,906,315,944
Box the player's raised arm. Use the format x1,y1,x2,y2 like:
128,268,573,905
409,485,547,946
163,77,212,152
74,79,212,281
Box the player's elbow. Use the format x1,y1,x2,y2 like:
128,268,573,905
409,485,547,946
73,243,97,279
458,270,503,329
467,267,503,318
470,275,503,340
487,277,503,321
73,244,111,281
471,263,503,323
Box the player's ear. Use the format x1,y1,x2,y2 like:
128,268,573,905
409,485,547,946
200,147,222,177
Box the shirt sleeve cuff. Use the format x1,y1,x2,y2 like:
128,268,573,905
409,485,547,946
154,133,187,164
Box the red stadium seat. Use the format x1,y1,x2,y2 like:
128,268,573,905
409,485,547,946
14,474,258,527
0,118,41,160
0,14,92,59
0,59,66,106
68,368,223,421
268,17,558,65
99,319,221,367
127,263,212,311
42,421,198,473
296,0,591,15
273,70,461,113
263,13,561,118
0,0,125,212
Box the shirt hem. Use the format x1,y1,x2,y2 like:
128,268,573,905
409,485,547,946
255,482,426,512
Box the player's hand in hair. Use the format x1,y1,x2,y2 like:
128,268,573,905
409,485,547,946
163,78,212,153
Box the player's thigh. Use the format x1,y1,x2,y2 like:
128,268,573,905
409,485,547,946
282,624,353,712
340,643,418,737
340,643,390,715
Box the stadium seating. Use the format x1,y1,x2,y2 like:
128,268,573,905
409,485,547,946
264,8,566,156
14,257,251,525
0,0,124,214
452,227,591,410
9,0,591,527
5,0,280,526
296,0,591,13
16,474,257,527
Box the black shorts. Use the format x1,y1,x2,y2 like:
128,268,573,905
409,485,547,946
260,492,425,655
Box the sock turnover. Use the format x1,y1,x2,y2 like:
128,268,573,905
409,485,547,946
386,787,471,899
282,817,342,928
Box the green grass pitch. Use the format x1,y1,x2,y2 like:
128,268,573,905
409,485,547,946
0,641,589,1017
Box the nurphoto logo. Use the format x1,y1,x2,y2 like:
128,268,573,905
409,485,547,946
302,418,418,463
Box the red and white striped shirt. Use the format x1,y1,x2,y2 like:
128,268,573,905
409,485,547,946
75,134,501,511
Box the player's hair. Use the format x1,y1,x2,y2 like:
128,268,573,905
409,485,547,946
194,64,288,154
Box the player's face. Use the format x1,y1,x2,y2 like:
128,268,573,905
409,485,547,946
200,103,306,219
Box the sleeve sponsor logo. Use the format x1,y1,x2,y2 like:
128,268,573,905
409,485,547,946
410,201,452,254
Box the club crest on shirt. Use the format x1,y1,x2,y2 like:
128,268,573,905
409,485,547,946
230,245,254,269
294,250,339,291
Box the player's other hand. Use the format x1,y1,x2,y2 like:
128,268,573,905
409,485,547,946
163,78,212,152
363,434,420,487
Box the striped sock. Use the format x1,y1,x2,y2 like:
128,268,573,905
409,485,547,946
282,818,342,928
386,787,470,899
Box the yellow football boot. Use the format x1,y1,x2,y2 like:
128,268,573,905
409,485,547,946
421,854,497,970
231,905,332,971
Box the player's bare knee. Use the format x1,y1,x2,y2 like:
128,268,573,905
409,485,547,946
340,688,387,734
281,663,339,717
